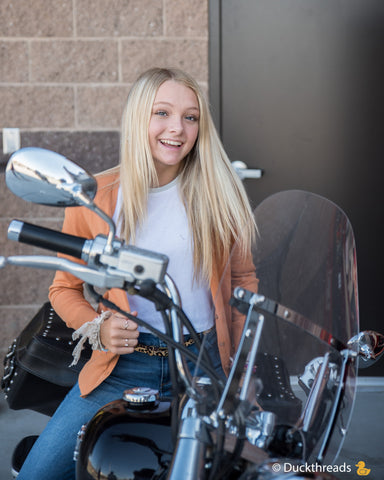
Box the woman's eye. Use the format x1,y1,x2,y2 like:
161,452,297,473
155,110,168,117
186,115,198,122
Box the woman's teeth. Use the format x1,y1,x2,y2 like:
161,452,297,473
160,139,182,147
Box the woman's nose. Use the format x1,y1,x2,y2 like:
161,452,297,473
168,115,183,133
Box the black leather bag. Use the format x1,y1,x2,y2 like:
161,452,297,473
1,302,92,416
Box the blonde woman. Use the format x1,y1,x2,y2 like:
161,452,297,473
18,67,258,479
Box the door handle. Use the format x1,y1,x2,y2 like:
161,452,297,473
231,161,264,180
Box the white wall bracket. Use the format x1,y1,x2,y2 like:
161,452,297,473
3,128,21,154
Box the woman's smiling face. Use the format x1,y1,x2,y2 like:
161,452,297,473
149,80,200,185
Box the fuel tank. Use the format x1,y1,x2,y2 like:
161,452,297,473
76,388,173,480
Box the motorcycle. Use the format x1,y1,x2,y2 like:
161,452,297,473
2,147,383,479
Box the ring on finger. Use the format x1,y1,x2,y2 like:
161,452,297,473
124,320,129,330
125,338,129,347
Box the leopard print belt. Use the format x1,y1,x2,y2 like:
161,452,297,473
133,326,214,357
134,338,195,357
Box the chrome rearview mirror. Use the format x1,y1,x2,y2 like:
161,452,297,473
5,147,97,207
348,330,384,369
6,147,116,253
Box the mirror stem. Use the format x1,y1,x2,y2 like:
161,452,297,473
75,191,116,254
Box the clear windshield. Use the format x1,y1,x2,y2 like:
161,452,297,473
223,190,359,464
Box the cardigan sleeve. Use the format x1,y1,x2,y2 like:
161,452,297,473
230,244,259,351
48,206,101,330
49,173,119,330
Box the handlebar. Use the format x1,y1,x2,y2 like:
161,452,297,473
7,219,169,286
8,220,90,260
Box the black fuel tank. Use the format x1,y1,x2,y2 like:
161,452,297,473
76,395,173,480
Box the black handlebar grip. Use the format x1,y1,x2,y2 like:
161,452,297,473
8,220,88,259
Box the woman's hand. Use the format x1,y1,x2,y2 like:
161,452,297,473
99,312,139,354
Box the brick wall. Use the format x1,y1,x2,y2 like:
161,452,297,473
0,0,209,354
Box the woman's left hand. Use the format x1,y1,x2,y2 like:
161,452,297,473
99,311,139,354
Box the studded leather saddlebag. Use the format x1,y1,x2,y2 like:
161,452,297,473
1,302,92,416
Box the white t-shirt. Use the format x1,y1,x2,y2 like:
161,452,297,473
113,178,214,333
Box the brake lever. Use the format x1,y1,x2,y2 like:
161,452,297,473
0,255,131,289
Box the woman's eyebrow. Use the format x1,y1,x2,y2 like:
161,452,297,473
153,101,199,111
153,101,172,107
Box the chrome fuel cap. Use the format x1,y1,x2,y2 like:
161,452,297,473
123,387,159,407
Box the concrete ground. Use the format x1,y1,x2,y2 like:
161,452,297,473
0,378,383,479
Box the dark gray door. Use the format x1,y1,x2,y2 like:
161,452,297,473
210,0,384,375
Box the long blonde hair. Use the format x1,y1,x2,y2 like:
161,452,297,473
111,67,255,282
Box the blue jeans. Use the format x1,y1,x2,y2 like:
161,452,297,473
17,328,224,480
